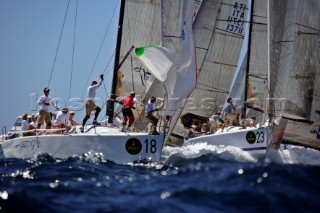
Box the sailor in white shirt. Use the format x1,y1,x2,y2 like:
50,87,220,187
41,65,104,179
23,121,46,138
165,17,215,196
21,113,30,131
81,74,104,132
53,108,69,127
29,114,38,129
37,87,59,129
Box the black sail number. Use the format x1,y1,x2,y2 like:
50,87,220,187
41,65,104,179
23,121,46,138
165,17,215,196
145,139,157,154
255,131,264,143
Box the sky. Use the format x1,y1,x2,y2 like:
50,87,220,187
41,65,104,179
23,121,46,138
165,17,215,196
0,0,120,132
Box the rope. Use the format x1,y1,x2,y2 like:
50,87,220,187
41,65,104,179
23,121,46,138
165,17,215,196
81,0,120,99
48,0,71,87
68,0,78,102
102,48,117,75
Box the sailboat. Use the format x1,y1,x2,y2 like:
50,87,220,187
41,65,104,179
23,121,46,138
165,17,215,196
181,0,320,158
176,0,270,158
134,0,270,158
0,0,167,164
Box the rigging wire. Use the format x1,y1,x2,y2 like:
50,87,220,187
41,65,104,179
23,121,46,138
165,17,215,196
48,0,71,87
68,0,78,103
81,0,120,99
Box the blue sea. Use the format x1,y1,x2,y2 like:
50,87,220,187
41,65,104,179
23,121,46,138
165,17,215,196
1,143,320,213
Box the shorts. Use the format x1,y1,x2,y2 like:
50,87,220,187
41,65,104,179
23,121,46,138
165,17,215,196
38,110,51,125
146,113,158,126
225,113,237,120
86,100,96,116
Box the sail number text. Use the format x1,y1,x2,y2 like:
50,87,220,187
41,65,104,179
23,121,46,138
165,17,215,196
226,2,246,35
144,139,157,154
255,131,264,143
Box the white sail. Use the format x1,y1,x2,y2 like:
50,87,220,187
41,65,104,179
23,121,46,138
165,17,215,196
135,45,175,83
164,0,197,116
114,0,162,100
268,0,320,147
134,0,199,132
311,34,320,124
227,53,247,114
269,0,319,120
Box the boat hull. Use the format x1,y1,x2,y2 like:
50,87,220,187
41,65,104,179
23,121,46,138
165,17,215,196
0,126,165,164
184,126,269,159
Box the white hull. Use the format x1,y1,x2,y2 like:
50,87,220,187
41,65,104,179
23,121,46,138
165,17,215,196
0,125,165,164
184,126,269,159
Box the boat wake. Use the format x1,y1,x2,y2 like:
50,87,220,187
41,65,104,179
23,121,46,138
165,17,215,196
161,142,258,166
266,145,320,166
162,143,320,166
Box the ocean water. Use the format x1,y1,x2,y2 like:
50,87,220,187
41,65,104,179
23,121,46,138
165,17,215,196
1,144,320,213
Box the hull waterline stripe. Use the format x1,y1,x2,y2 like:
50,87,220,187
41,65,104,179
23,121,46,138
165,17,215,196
242,147,267,151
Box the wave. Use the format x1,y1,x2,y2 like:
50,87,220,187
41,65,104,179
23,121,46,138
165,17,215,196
162,143,320,167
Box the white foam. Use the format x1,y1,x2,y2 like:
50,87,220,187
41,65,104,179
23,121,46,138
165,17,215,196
267,145,320,166
162,142,257,163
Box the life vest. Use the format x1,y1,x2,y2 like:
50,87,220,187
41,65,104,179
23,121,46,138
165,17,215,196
122,96,134,108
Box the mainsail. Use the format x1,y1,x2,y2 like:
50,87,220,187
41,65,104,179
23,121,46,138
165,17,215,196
223,0,268,121
311,34,320,125
268,0,320,147
108,0,163,128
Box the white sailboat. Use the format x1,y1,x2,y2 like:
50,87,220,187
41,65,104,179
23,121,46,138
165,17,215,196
185,0,320,158
0,0,166,164
135,0,271,158
176,0,270,158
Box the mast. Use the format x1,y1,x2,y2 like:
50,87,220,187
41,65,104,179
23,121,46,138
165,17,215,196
266,0,271,120
107,0,126,123
243,0,254,118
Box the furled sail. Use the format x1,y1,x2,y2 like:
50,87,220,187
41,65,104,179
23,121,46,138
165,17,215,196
168,0,249,144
